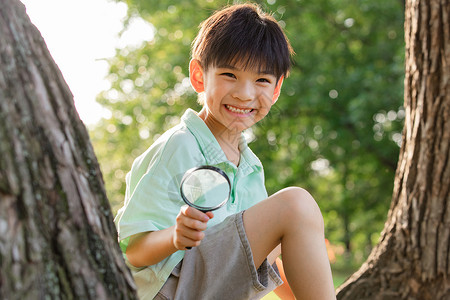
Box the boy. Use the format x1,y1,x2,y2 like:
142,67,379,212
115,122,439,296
115,3,335,299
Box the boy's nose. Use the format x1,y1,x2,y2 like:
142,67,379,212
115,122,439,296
232,80,255,101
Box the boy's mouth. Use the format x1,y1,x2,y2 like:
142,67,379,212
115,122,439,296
225,104,254,114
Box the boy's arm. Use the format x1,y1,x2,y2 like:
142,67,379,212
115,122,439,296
126,206,213,267
126,227,178,267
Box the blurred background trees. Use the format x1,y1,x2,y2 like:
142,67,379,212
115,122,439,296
89,0,405,276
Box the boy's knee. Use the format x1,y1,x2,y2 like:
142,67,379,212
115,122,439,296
278,187,324,230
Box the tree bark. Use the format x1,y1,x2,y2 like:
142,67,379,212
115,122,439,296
0,0,137,298
336,0,449,299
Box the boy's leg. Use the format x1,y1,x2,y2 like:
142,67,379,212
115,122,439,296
243,187,336,300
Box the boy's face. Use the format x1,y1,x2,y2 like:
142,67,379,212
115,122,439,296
190,59,283,135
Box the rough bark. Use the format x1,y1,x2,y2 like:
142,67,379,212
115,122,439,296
336,0,449,299
0,0,137,298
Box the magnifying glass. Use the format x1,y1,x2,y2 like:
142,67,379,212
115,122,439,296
180,165,231,213
180,165,231,249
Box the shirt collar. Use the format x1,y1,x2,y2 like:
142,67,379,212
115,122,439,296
181,109,263,174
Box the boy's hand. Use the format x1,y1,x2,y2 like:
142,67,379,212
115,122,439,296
173,205,214,250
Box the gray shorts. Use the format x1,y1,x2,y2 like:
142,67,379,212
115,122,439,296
155,211,283,300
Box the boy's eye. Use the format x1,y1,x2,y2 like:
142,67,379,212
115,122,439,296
257,78,271,83
221,72,236,78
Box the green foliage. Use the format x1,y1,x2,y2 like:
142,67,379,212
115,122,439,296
90,0,405,263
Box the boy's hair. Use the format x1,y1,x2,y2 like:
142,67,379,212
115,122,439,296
192,3,294,80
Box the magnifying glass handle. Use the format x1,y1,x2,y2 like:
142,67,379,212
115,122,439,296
186,208,211,250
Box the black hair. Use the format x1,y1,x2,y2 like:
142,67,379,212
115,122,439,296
192,3,294,79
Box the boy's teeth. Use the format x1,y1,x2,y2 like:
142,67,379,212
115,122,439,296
226,105,252,114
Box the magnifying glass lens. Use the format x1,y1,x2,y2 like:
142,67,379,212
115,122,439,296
180,166,231,212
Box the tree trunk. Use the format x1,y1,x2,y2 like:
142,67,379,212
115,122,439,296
0,0,137,298
336,0,449,299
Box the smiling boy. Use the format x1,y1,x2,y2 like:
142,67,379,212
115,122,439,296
192,59,282,166
115,3,335,300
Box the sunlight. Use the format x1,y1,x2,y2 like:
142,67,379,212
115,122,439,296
20,0,154,125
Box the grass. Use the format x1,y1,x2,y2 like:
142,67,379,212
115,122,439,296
262,292,281,300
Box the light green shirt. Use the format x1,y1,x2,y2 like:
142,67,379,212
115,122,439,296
114,109,268,299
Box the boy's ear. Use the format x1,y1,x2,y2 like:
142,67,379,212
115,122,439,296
272,76,284,104
189,59,205,93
